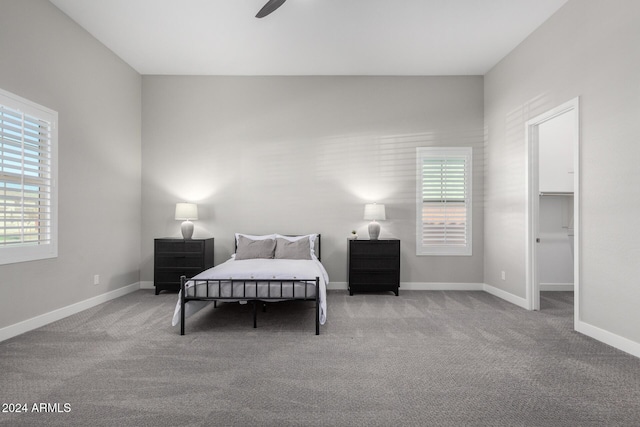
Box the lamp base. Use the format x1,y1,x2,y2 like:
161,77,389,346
368,221,381,240
181,220,194,239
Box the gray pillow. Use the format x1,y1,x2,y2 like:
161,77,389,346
274,237,311,260
235,235,276,260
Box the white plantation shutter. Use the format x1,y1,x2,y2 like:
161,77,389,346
416,147,472,256
0,89,57,265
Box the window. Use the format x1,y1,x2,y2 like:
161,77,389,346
416,147,472,256
0,89,57,265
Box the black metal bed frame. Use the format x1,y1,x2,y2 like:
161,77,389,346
180,277,320,335
179,234,322,336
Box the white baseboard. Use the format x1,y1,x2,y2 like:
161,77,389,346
482,283,529,309
0,282,141,343
327,282,484,291
402,282,484,291
540,283,574,291
576,319,640,359
139,280,154,290
327,282,348,290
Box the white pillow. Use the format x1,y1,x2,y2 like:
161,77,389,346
275,234,318,258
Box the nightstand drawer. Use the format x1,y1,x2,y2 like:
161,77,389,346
349,256,398,270
349,271,398,286
155,254,206,269
155,240,205,254
349,241,398,256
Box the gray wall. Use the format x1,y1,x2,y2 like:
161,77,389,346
0,0,142,329
141,76,484,285
484,0,640,343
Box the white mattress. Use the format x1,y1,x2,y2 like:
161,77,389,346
171,257,329,326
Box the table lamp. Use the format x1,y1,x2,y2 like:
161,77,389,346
175,203,198,239
364,203,386,240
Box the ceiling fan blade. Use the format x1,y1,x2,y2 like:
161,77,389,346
256,0,287,18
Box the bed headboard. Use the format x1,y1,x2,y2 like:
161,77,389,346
234,234,321,261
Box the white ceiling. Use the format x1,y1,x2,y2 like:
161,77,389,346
49,0,569,76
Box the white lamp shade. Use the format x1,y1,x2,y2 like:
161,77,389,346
175,203,198,220
364,203,386,221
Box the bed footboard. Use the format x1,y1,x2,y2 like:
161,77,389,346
180,276,320,336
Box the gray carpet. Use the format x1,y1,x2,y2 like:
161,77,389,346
1,290,639,426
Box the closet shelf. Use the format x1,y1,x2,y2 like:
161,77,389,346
539,192,573,196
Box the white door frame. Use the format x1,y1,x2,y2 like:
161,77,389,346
525,97,580,321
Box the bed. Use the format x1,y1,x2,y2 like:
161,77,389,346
171,234,328,335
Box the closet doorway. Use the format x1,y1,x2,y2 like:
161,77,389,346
525,97,579,324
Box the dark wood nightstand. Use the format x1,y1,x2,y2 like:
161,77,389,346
348,239,400,296
154,238,214,294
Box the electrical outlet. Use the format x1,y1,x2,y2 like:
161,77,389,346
93,274,100,285
501,271,506,281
